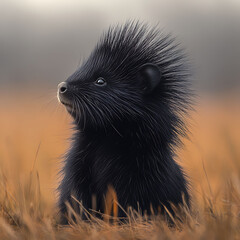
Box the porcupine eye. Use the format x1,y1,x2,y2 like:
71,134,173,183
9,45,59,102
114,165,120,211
95,77,106,86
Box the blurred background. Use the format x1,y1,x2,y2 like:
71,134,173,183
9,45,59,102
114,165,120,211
0,0,240,213
1,0,240,93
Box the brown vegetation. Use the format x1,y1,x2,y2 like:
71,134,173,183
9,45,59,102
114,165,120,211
0,92,239,239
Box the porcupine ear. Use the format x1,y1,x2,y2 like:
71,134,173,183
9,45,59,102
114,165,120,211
138,63,162,94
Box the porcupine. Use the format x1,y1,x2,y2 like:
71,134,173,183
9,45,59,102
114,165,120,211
57,22,192,223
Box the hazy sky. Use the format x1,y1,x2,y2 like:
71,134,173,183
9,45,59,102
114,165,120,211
1,0,240,92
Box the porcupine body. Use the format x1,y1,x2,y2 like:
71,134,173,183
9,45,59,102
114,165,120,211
57,22,192,222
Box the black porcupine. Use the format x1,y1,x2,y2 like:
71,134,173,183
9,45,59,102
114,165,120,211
57,22,192,222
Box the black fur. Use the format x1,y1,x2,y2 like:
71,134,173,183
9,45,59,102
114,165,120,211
57,22,192,222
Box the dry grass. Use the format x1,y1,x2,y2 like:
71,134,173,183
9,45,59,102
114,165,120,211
0,90,240,239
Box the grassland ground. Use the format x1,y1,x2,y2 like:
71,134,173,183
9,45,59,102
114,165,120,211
0,90,239,239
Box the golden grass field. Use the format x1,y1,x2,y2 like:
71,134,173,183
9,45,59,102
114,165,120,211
0,90,239,239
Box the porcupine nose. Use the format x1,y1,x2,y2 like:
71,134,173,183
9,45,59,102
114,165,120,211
58,82,68,94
